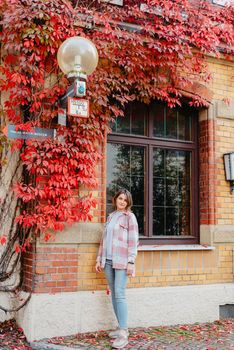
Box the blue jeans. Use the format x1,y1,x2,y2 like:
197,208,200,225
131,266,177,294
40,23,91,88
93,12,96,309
104,259,128,329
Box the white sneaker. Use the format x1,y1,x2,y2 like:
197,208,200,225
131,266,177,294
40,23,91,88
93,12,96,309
112,329,128,349
109,328,129,339
109,328,121,338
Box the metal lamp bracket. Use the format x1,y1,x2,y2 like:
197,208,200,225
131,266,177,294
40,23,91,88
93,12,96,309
230,181,234,194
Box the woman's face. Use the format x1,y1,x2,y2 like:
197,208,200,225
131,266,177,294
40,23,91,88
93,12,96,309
116,193,128,211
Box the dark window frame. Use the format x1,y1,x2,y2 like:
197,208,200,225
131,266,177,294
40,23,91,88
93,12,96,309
107,103,199,245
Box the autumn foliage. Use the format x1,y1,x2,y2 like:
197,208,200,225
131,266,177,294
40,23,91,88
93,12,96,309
0,0,233,248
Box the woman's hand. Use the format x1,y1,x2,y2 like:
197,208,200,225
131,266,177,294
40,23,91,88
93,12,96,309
127,263,135,276
95,261,102,273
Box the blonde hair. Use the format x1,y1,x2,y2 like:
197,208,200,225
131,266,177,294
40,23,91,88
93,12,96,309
112,189,133,211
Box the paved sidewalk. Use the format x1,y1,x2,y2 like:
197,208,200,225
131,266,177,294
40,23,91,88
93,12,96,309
30,319,234,350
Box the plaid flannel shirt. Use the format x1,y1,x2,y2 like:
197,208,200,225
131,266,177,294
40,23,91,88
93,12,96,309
96,211,139,269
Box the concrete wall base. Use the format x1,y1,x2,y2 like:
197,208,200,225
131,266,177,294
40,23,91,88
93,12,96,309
16,283,234,342
0,292,16,322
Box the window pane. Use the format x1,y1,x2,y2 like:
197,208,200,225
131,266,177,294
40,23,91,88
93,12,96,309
166,208,179,235
107,143,145,234
131,102,147,135
178,111,192,140
153,177,164,206
152,105,192,141
153,148,191,236
110,102,147,136
151,104,165,137
153,148,164,177
153,207,164,235
166,177,179,207
109,114,130,134
117,114,131,134
166,109,177,139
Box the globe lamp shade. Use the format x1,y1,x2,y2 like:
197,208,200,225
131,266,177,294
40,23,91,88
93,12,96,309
57,36,99,76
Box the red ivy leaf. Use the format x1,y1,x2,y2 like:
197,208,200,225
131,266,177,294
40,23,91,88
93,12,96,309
0,235,7,245
15,245,21,253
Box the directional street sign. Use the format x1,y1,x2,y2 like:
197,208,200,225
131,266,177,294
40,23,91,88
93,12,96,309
3,124,56,140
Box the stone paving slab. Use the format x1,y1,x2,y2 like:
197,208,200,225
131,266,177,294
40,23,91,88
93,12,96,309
30,343,76,350
30,319,234,350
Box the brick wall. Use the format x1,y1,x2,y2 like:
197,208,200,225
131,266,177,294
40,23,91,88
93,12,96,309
75,245,233,291
207,60,234,101
22,246,34,292
207,58,234,224
199,118,217,225
216,118,234,224
23,246,78,293
22,244,233,294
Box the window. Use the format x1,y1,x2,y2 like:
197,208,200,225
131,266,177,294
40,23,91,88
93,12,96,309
107,102,198,244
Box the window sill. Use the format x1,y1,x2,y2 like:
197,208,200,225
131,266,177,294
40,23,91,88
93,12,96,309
138,244,215,251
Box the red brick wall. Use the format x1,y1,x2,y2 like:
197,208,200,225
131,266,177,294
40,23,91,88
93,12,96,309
22,246,34,292
23,246,78,293
199,118,217,225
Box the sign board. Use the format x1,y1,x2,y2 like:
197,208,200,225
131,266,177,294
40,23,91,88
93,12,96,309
3,124,56,140
68,97,89,118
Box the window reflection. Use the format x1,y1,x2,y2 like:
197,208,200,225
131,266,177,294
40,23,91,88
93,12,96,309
153,149,191,236
107,143,145,234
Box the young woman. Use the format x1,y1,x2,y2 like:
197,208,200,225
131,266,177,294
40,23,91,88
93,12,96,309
95,189,139,349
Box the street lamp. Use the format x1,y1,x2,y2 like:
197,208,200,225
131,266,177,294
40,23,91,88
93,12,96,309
57,36,98,113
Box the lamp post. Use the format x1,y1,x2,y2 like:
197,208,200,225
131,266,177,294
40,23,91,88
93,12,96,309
57,36,98,118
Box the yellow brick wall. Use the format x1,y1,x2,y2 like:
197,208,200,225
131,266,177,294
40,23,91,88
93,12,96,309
207,58,234,224
207,58,234,100
216,118,234,224
77,245,233,291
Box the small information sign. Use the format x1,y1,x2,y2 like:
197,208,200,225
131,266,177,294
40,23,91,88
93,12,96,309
68,97,89,118
3,124,56,140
